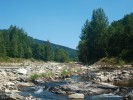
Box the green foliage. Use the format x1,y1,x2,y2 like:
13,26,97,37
54,48,70,62
30,74,41,80
35,39,77,59
107,13,133,61
45,41,53,61
25,47,32,58
78,8,133,64
118,59,126,65
0,32,7,57
30,72,55,80
77,40,88,63
0,25,72,62
77,8,109,63
61,70,71,77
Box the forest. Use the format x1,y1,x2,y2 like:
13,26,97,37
77,8,133,64
1,8,133,64
0,26,76,62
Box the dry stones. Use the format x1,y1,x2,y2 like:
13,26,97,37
68,93,84,99
17,68,27,75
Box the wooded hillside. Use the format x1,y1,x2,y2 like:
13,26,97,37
0,26,77,62
77,8,133,64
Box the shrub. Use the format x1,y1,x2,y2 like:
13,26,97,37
118,59,125,65
30,74,41,80
61,70,71,77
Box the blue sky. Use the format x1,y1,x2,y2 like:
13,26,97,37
0,0,133,49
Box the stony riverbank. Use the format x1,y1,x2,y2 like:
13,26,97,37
0,60,133,99
50,64,133,99
0,61,88,100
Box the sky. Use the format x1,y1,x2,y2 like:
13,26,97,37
0,0,133,49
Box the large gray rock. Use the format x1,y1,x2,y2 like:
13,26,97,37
8,92,23,100
4,82,15,86
1,70,7,76
17,82,34,88
122,70,129,74
100,76,108,82
97,82,118,90
68,93,84,99
5,89,11,93
0,92,23,100
17,68,27,75
17,76,29,82
125,91,133,100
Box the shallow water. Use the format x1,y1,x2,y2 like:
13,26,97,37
20,87,68,100
114,79,133,87
88,94,123,100
20,86,123,100
20,74,123,100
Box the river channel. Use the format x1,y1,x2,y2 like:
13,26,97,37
19,74,126,100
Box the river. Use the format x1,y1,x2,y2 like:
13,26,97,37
19,74,124,100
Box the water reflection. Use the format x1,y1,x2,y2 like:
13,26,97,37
88,94,123,100
68,99,84,100
114,79,133,87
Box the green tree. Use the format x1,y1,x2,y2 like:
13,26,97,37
24,47,32,58
90,8,109,59
45,41,53,61
9,26,19,57
108,13,133,61
18,44,24,58
0,32,6,57
54,48,69,62
77,8,109,63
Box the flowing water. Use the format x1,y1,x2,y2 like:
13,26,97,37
20,74,123,100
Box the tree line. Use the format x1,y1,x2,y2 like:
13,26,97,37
0,25,70,62
77,8,133,64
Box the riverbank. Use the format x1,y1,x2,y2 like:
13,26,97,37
0,60,133,99
49,63,133,99
0,60,88,99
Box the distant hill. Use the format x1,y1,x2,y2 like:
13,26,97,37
35,39,77,59
0,26,77,62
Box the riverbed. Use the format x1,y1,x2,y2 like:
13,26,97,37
0,61,133,100
19,74,124,100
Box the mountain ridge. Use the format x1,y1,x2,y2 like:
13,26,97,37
0,26,77,62
34,39,77,59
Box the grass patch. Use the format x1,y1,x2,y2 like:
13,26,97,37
41,72,55,78
0,57,44,63
61,69,71,77
0,57,23,62
118,59,126,65
97,57,127,65
30,74,41,80
30,72,55,80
